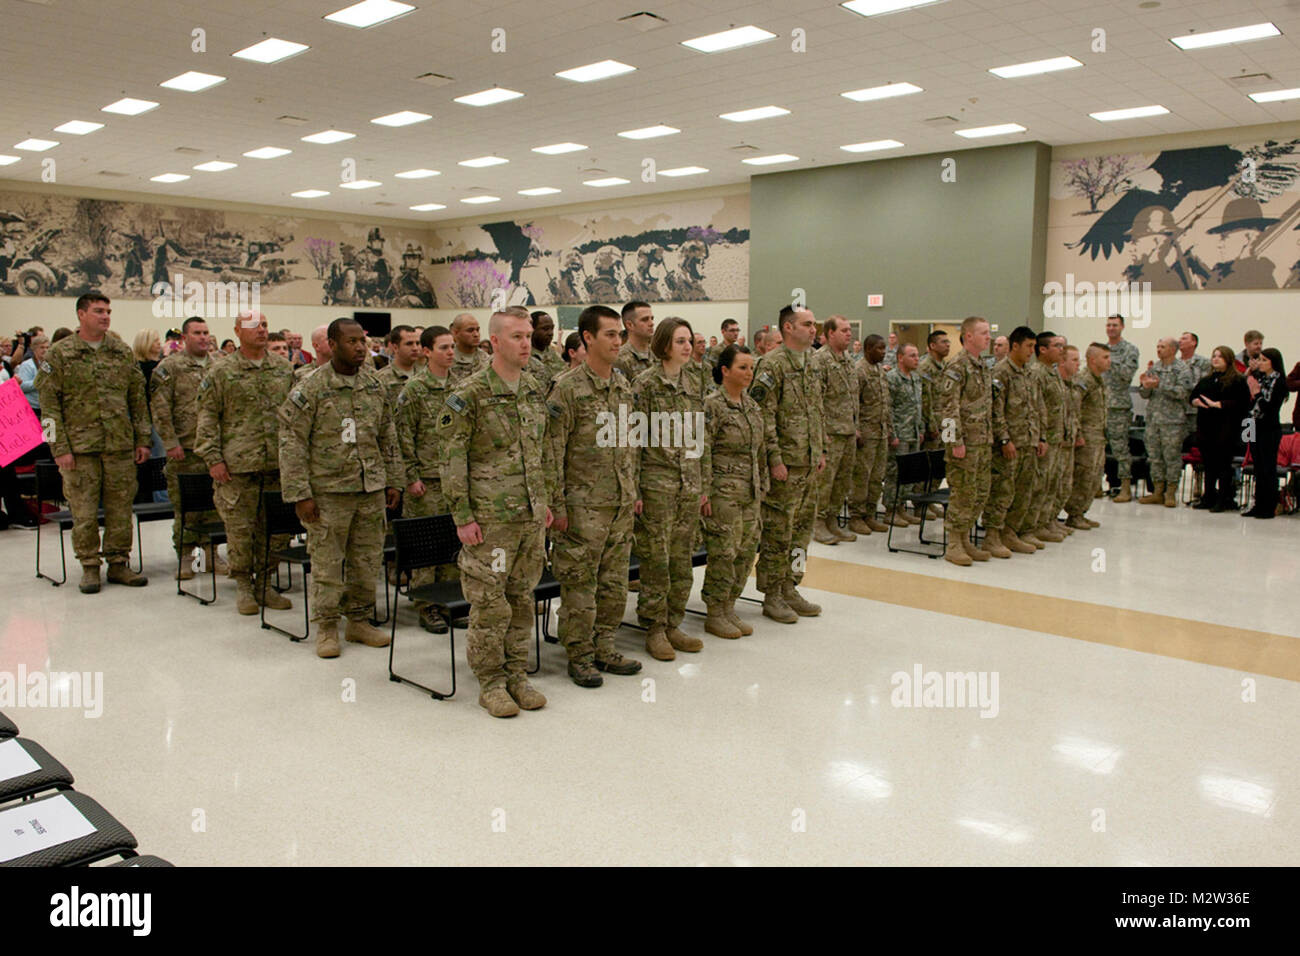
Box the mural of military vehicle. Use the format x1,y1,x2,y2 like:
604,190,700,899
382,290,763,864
0,214,68,296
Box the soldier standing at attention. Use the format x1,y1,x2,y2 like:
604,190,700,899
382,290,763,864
38,293,151,593
811,315,859,544
1053,345,1084,536
883,343,927,526
937,316,993,567
449,313,489,386
195,310,295,615
1137,337,1195,508
684,332,712,403
376,325,421,405
1064,344,1111,529
150,315,225,579
1023,333,1067,545
847,334,893,536
547,306,643,686
751,306,826,623
438,310,552,719
616,300,655,381
396,325,458,634
1102,315,1140,501
294,325,333,383
918,330,950,452
705,318,740,367
631,316,709,660
984,326,1042,559
530,312,567,384
1177,331,1211,445
702,345,767,639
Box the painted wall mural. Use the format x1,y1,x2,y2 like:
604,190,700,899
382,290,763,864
1047,138,1300,291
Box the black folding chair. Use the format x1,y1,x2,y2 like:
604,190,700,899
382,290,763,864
261,491,310,641
885,451,946,558
0,711,16,739
0,791,138,867
388,515,466,700
34,461,148,585
176,472,226,605
0,738,74,805
131,457,173,565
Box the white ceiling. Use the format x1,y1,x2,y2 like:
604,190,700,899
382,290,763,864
2,0,1300,223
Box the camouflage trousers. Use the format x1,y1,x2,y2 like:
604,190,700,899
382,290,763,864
402,479,458,616
702,494,760,607
817,432,857,521
303,490,385,623
757,465,816,593
61,451,137,566
552,503,634,664
213,471,288,582
1145,421,1186,485
635,488,699,629
1066,436,1105,517
1052,443,1076,519
165,450,217,555
883,439,923,514
985,444,1036,532
1028,444,1065,530
944,443,991,535
1105,407,1133,480
849,435,889,518
458,518,546,693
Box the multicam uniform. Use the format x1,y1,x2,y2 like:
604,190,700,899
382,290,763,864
848,357,892,521
1066,368,1107,520
937,350,993,538
811,346,858,525
701,388,767,610
396,368,458,615
150,350,218,558
1027,359,1068,533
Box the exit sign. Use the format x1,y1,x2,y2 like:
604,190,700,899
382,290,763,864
867,294,884,308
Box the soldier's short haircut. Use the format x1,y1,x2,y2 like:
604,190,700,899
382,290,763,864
712,344,753,384
327,317,363,342
753,328,767,347
1064,344,1079,356
1244,329,1263,344
823,314,845,335
451,313,475,331
181,316,206,334
864,333,885,349
899,342,919,358
75,292,109,313
1034,330,1057,354
530,310,551,325
267,331,286,342
1108,314,1126,326
388,324,416,345
621,300,650,323
578,305,620,347
1184,331,1198,346
721,318,739,332
420,325,451,350
1090,341,1110,353
926,329,948,346
489,310,528,336
958,316,987,342
777,305,800,331
52,327,73,343
1009,326,1036,347
651,316,693,361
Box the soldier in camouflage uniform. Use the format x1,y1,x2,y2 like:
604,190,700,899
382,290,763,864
751,307,826,623
375,324,421,405
294,325,332,383
396,326,459,634
883,343,926,526
37,293,151,593
936,317,994,567
616,300,655,382
705,318,741,367
702,345,767,639
449,313,489,386
985,326,1043,558
683,332,713,403
1053,345,1084,536
1137,337,1195,507
547,306,644,686
150,316,224,578
847,335,892,536
1102,315,1140,501
1177,332,1212,445
438,310,551,719
918,330,950,452
195,311,296,615
526,311,566,394
1025,333,1068,545
279,318,403,658
1065,344,1111,528
810,316,858,544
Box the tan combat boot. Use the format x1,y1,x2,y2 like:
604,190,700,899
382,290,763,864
1083,517,1100,528
1138,481,1164,505
235,578,258,615
256,576,293,610
106,563,148,587
705,605,742,639
1064,514,1092,531
962,537,991,561
315,620,341,659
865,516,890,533
944,538,973,566
645,626,675,660
812,518,840,545
831,521,857,542
210,546,229,575
847,517,874,535
666,626,703,652
888,512,910,528
726,601,754,635
1002,528,1037,554
79,564,101,594
1034,525,1065,543
1113,478,1132,503
345,618,391,647
1019,530,1046,549
175,551,195,581
1054,519,1073,536
783,581,822,616
928,504,944,519
507,680,547,710
1163,485,1178,507
982,529,1012,558
762,590,798,623
479,687,519,718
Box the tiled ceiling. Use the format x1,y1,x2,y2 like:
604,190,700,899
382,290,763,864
2,0,1299,222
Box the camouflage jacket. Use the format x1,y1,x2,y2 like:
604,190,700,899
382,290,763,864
682,359,713,404
705,388,768,502
1139,357,1194,426
855,357,893,438
38,334,150,457
886,367,925,444
750,345,826,470
150,351,213,452
917,353,946,437
375,363,416,408
1102,339,1139,409
546,363,639,520
437,366,550,526
278,363,403,502
937,350,993,445
615,342,654,383
811,346,858,436
449,347,489,387
294,361,327,383
1182,353,1212,422
527,351,557,395
1063,371,1081,444
631,365,710,496
1073,368,1107,442
396,368,452,486
195,350,294,474
991,358,1041,446
1028,360,1067,444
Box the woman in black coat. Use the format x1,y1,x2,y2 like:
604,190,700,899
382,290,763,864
1189,346,1250,512
1243,347,1288,519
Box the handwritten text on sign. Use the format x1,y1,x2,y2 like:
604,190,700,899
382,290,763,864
0,378,44,467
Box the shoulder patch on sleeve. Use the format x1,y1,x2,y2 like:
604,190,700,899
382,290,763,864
439,412,453,427
749,382,768,403
946,368,962,381
289,389,308,409
547,401,563,419
199,376,212,391
39,360,53,374
396,390,408,406
153,364,170,380
756,370,776,389
445,392,469,415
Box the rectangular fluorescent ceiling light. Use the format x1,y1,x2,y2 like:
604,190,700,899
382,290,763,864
742,154,799,165
54,120,104,135
193,161,237,171
682,25,776,53
395,168,440,178
410,202,446,210
160,71,226,92
842,0,947,15
339,179,382,189
841,139,904,152
584,177,630,187
842,82,923,101
232,38,310,63
618,125,679,139
102,97,158,115
150,173,190,183
519,187,561,196
1249,87,1300,103
292,189,330,198
533,142,586,154
324,0,415,28
990,56,1082,78
0,155,19,166
461,196,500,204
1170,22,1280,50
458,156,508,167
720,106,790,122
14,138,58,151
659,166,708,177
302,129,355,144
1090,105,1169,121
556,60,635,82
371,110,431,126
243,146,291,158
955,122,1025,138
454,88,524,107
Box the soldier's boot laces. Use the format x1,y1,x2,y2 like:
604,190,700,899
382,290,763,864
944,539,973,566
982,529,1012,558
726,602,754,635
762,591,799,623
645,626,676,660
79,564,101,594
705,605,742,639
345,618,390,647
594,651,641,675
666,626,703,652
567,661,604,688
106,563,148,587
235,579,259,615
479,687,519,718
782,582,822,616
507,680,546,710
315,621,341,659
812,518,840,545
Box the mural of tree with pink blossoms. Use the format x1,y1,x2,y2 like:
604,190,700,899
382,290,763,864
303,237,337,278
448,258,510,307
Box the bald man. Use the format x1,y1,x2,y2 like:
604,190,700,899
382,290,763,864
449,313,489,385
1137,336,1194,507
294,324,334,382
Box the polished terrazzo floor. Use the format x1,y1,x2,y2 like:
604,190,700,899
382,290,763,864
1,495,1296,866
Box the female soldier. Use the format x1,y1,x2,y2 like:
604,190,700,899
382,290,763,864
633,317,710,660
701,345,767,638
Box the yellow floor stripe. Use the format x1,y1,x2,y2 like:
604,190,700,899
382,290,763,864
799,555,1300,682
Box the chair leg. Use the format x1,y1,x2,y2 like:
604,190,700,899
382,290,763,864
132,517,144,573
